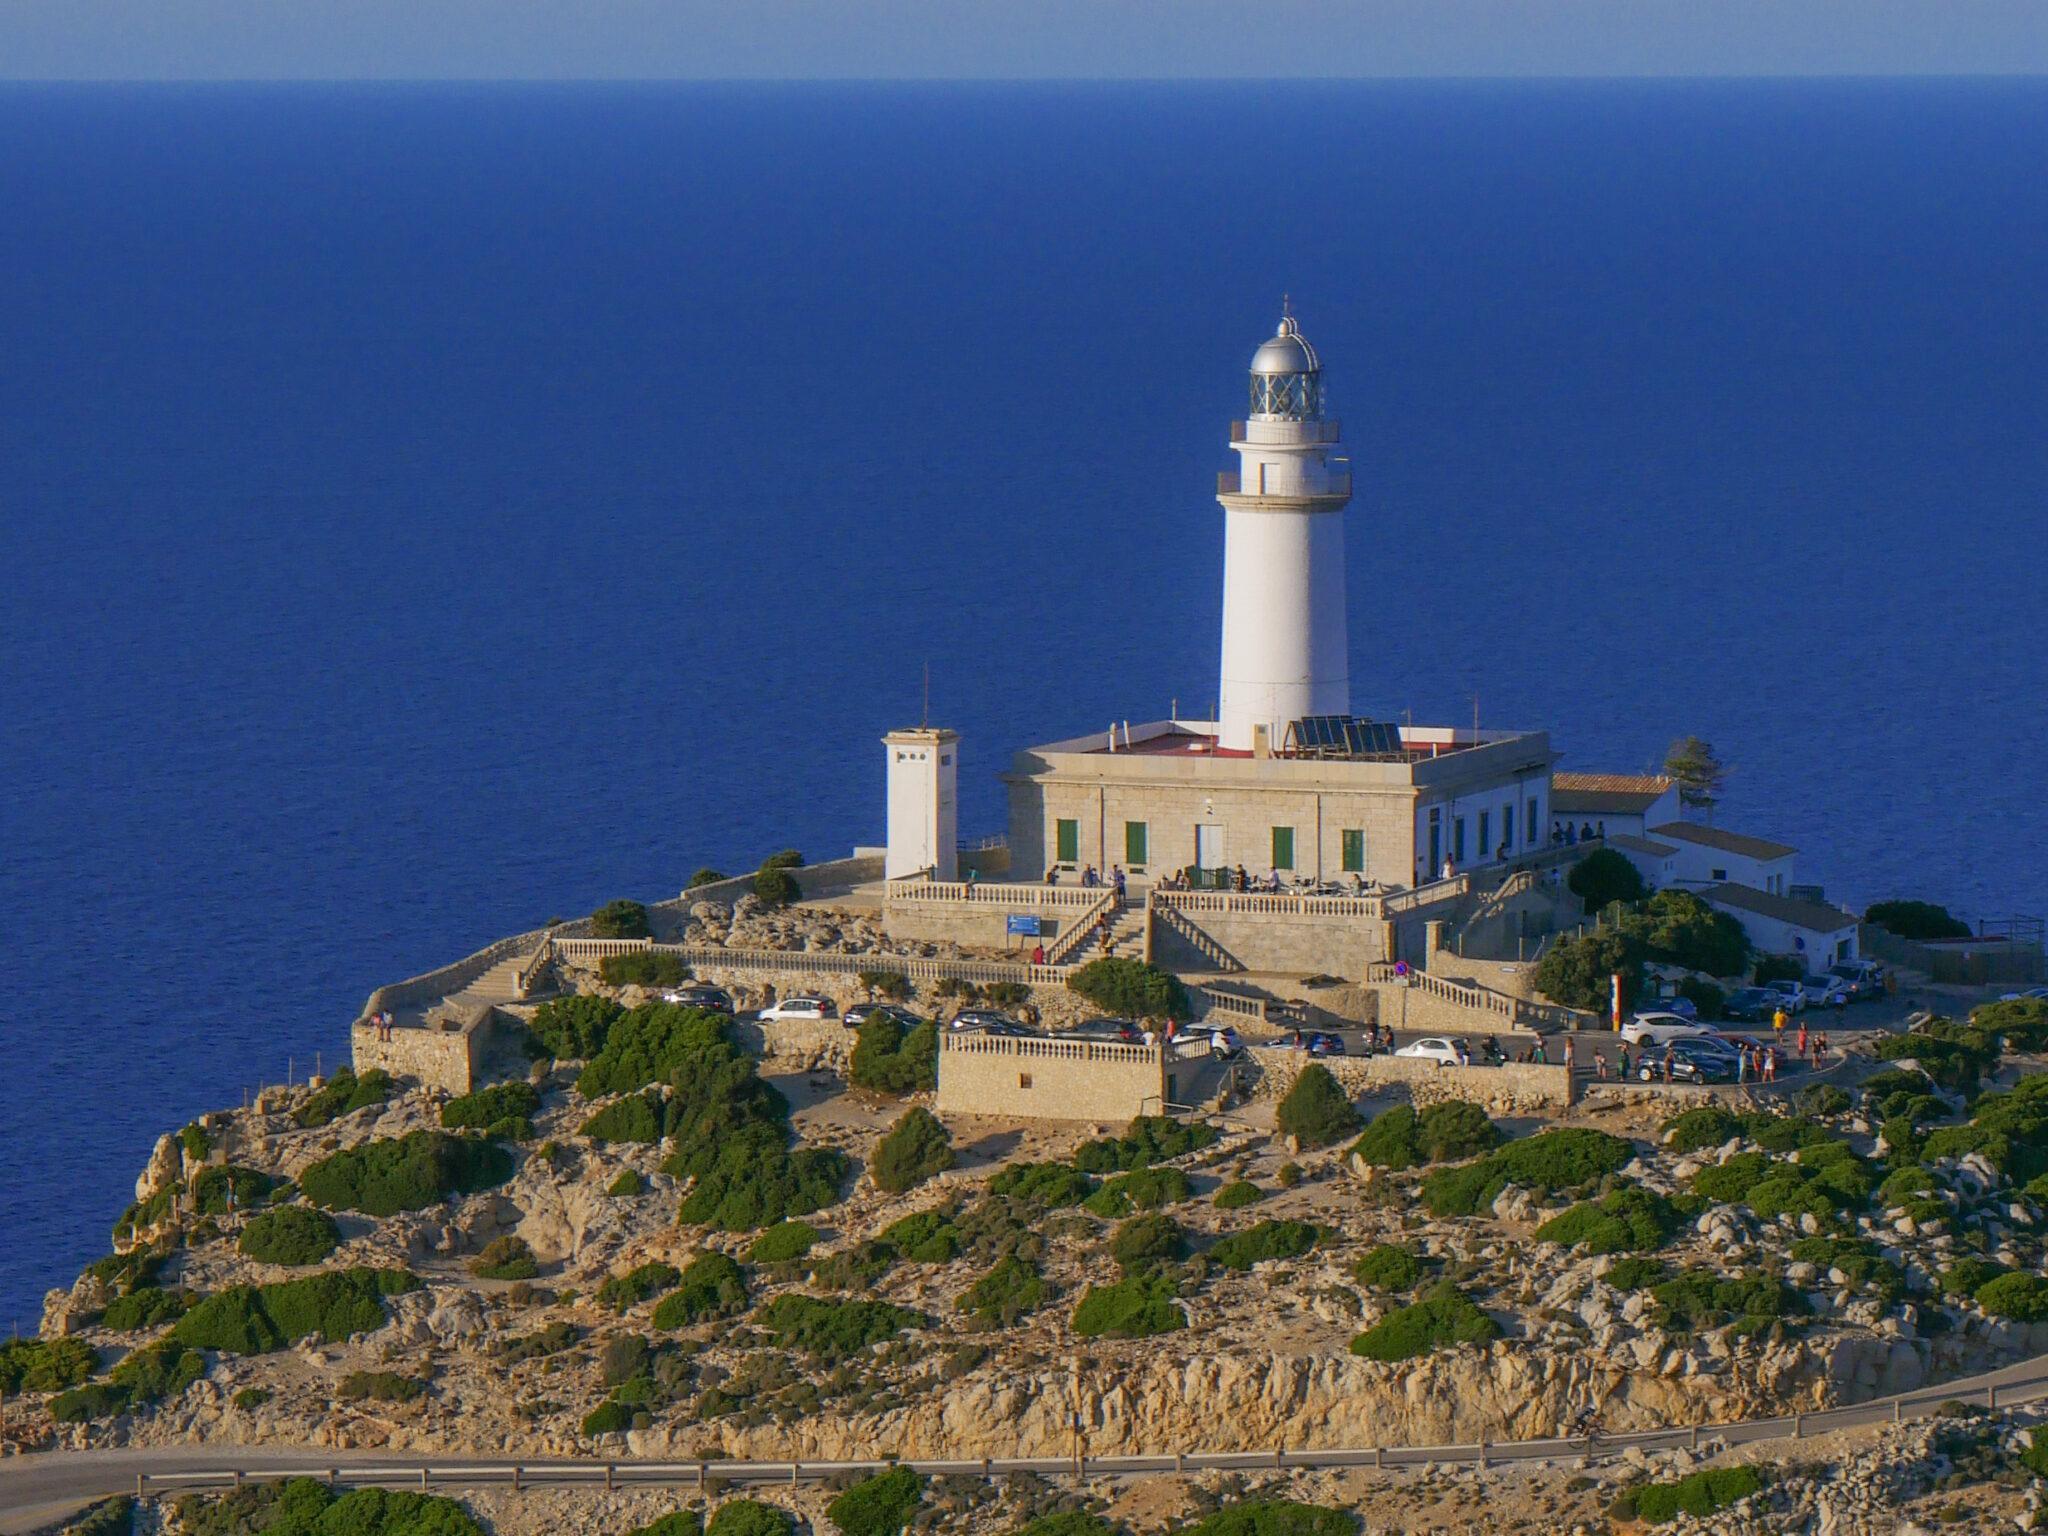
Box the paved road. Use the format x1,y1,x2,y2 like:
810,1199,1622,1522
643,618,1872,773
10,1351,2048,1531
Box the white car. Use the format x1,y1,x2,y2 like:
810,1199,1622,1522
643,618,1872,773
1395,1036,1463,1066
1800,975,1851,1008
1763,979,1808,1015
1620,1012,1715,1047
759,995,837,1022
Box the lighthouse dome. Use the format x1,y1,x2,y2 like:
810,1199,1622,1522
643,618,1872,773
1247,313,1325,420
1250,315,1320,376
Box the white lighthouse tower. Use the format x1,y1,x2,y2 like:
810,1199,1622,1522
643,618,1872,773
1215,309,1353,755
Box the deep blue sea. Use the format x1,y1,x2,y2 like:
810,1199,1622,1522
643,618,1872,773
5,80,2048,1326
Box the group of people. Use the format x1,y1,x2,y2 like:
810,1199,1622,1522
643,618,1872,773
1551,820,1606,846
365,1009,397,1041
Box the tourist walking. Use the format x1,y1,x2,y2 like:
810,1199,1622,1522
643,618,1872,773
1594,1050,1608,1081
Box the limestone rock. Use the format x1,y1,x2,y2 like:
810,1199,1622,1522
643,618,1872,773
137,1132,181,1202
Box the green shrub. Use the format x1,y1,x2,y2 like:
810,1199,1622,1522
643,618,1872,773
471,1235,540,1281
608,1168,646,1196
1349,1282,1500,1361
101,1287,191,1330
1351,1102,1503,1169
301,1130,512,1216
1866,900,1970,942
1073,1116,1219,1173
582,1399,633,1436
747,1222,820,1264
1975,1272,2048,1321
709,1502,795,1536
858,969,915,1001
526,995,624,1060
652,1254,749,1328
754,1296,923,1360
1349,1105,1423,1171
1071,1278,1185,1338
233,1388,271,1410
689,869,728,890
987,1161,1095,1207
1601,1256,1669,1291
1795,1084,1852,1118
1535,1189,1680,1254
1181,1503,1358,1536
873,1107,955,1193
1213,1180,1264,1209
238,1205,342,1266
579,1004,729,1097
1352,1244,1423,1292
1751,953,1805,985
1677,977,1726,1020
1568,848,1648,910
1627,1466,1762,1524
1015,1518,1117,1536
1629,890,1752,978
1108,1214,1185,1277
849,1016,940,1095
49,1384,130,1423
295,1067,394,1129
179,1122,212,1164
597,1262,681,1313
64,1499,134,1536
337,1371,424,1403
1662,1106,1742,1154
173,1479,485,1536
880,1210,963,1263
1083,1166,1193,1219
753,863,802,907
173,1269,416,1355
1209,1220,1318,1270
190,1164,276,1215
1743,1112,1837,1153
958,1255,1051,1328
1274,1065,1363,1149
1941,1256,2008,1298
1652,1269,1804,1331
170,1287,283,1354
1420,1129,1636,1217
1974,998,2048,1052
1275,1162,1303,1189
1534,927,1646,1012
600,951,691,988
827,1466,925,1536
0,1337,97,1393
441,1081,541,1133
583,1090,667,1143
591,899,652,939
1065,958,1192,1020
1874,1018,1999,1094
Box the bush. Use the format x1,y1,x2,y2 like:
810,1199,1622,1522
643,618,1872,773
0,1337,97,1393
1602,1256,1669,1291
709,1503,795,1536
1071,1278,1186,1338
1083,1166,1193,1218
1626,1466,1762,1524
600,951,691,988
190,1164,276,1215
1274,1065,1363,1149
1975,998,2048,1052
958,1254,1051,1328
1213,1180,1264,1209
880,1210,963,1262
579,1004,730,1098
1629,890,1752,978
1534,927,1645,1012
64,1500,133,1536
597,1262,682,1313
295,1067,393,1129
173,1480,485,1536
1976,1272,2048,1321
526,994,624,1060
471,1235,540,1281
238,1205,341,1266
872,1107,955,1193
747,1222,820,1263
1109,1213,1186,1277
1751,953,1806,985
49,1384,131,1423
1073,1116,1219,1173
582,1399,633,1436
1182,1504,1358,1536
1065,957,1192,1021
1662,1105,1742,1154
827,1467,925,1536
849,1016,940,1095
1352,1103,1504,1169
753,863,802,908
608,1168,646,1196
1866,900,1971,942
1875,1016,1999,1094
1652,1269,1804,1331
591,899,653,939
1352,1244,1423,1292
1350,1283,1500,1360
1349,1105,1424,1171
652,1254,749,1328
301,1131,513,1216
1420,1129,1636,1217
987,1161,1096,1207
174,1269,417,1354
1568,848,1648,911
1535,1189,1680,1254
101,1287,190,1330
1209,1220,1318,1270
582,1089,666,1143
337,1371,424,1403
754,1296,923,1360
442,1081,541,1132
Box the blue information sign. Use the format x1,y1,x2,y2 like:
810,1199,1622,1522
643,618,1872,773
1006,913,1043,937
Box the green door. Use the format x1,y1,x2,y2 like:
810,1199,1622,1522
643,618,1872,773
1341,829,1364,873
1271,826,1295,869
1124,821,1149,866
1055,819,1079,864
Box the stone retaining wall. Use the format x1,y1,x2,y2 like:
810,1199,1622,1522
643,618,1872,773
1247,1046,1574,1114
936,1032,1165,1122
359,928,551,1022
350,1009,494,1096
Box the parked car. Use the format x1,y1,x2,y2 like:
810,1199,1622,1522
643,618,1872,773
1396,1036,1464,1066
1720,987,1778,1022
759,995,837,1022
1711,1032,1787,1073
663,984,733,1013
1202,1024,1246,1059
1645,995,1699,1021
1798,974,1850,1009
1620,1012,1715,1048
843,1001,925,1030
1998,985,2048,1003
949,1008,1027,1033
1828,962,1887,1002
1639,1042,1737,1085
1763,979,1808,1015
1280,1030,1348,1057
1062,1017,1145,1044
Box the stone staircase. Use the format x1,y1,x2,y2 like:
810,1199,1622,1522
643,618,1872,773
1150,898,1246,972
1096,905,1149,961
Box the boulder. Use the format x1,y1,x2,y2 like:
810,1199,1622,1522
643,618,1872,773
136,1132,181,1202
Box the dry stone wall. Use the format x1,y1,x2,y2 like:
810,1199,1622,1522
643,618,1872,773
1247,1046,1574,1114
937,1032,1165,1121
350,1012,491,1095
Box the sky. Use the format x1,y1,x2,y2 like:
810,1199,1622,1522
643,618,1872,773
3,0,2047,80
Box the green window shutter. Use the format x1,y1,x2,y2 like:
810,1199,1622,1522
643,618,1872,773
1271,826,1295,869
1055,819,1079,863
1341,829,1364,873
1124,821,1148,866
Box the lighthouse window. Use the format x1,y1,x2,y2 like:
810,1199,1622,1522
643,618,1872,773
1341,830,1364,873
1271,827,1295,870
1055,819,1079,864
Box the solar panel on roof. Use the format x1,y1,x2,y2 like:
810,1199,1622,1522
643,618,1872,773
1283,715,1407,758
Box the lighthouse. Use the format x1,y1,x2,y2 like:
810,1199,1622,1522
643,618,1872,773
1215,309,1353,755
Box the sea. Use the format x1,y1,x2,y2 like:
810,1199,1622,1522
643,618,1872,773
5,79,2048,1327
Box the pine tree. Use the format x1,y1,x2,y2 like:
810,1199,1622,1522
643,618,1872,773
1662,736,1727,813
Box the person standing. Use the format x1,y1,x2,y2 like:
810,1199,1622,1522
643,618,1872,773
1618,1044,1631,1079
1564,1037,1576,1075
1773,1006,1789,1041
1797,1020,1809,1057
